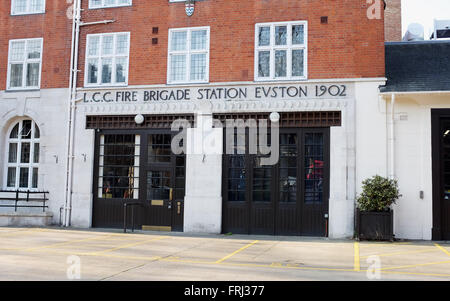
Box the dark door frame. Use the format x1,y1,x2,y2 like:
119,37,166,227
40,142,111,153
92,128,186,230
431,109,450,240
221,127,330,236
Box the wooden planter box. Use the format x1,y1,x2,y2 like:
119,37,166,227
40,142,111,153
356,209,394,241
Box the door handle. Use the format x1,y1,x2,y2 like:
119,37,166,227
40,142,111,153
169,188,173,201
177,201,181,215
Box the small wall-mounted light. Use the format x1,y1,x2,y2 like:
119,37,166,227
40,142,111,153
152,38,158,45
135,114,144,125
270,112,280,123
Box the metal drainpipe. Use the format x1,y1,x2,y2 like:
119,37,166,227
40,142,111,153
64,0,81,227
390,93,396,180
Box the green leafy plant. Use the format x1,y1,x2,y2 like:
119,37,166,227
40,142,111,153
357,175,401,212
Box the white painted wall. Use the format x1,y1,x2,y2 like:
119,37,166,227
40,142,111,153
0,88,69,225
386,94,450,240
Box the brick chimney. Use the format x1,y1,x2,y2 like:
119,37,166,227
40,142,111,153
384,0,402,41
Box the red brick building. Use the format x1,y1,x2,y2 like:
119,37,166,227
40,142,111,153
0,1,389,238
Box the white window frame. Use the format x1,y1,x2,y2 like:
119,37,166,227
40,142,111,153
167,26,210,85
84,32,131,87
254,21,308,81
89,0,132,9
4,119,40,191
6,38,43,91
11,0,46,16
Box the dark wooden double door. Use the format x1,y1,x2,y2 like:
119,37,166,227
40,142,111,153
222,128,330,236
92,130,185,231
432,110,450,240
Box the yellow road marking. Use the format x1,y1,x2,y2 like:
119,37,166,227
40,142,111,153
380,270,450,278
215,240,259,264
25,234,116,251
380,260,450,271
434,243,450,257
86,236,167,255
360,248,438,259
354,241,360,271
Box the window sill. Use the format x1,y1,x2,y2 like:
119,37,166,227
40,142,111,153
84,84,129,89
5,88,41,93
10,11,46,16
88,4,132,10
254,77,308,82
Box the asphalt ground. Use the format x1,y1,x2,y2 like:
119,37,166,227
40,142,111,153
0,227,449,281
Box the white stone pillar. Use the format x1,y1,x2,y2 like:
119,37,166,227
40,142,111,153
184,111,223,233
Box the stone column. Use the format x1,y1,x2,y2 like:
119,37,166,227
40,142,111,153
184,109,223,233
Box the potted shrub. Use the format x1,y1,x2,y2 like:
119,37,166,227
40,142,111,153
355,175,401,241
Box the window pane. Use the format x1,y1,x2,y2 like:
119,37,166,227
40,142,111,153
170,54,186,82
26,63,40,87
21,120,32,139
88,36,100,56
10,41,25,61
90,0,101,7
10,124,19,139
21,143,31,163
7,168,16,188
34,123,40,139
30,0,44,12
258,51,270,77
275,26,287,45
8,143,18,163
102,36,114,55
27,40,41,59
171,31,187,51
292,49,304,77
190,53,206,81
10,64,23,88
191,30,207,50
34,143,40,163
101,58,112,83
99,134,138,199
305,133,324,203
116,34,129,55
19,168,29,188
258,26,270,46
13,0,27,14
87,59,98,84
115,57,127,83
292,25,305,45
275,50,287,77
32,168,38,189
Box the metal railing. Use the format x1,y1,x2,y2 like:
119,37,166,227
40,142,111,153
0,190,49,212
123,202,142,233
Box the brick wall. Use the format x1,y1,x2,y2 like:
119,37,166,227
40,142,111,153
0,0,72,90
0,0,386,90
384,0,402,41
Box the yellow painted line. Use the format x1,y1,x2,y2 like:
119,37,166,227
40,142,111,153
360,248,439,259
86,236,168,255
25,234,116,251
379,270,450,278
380,260,450,271
215,240,259,264
354,241,360,271
434,243,450,257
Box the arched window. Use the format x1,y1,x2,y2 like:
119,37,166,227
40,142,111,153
5,120,40,190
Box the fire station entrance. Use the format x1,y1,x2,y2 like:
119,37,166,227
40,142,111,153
89,115,192,231
219,112,337,237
